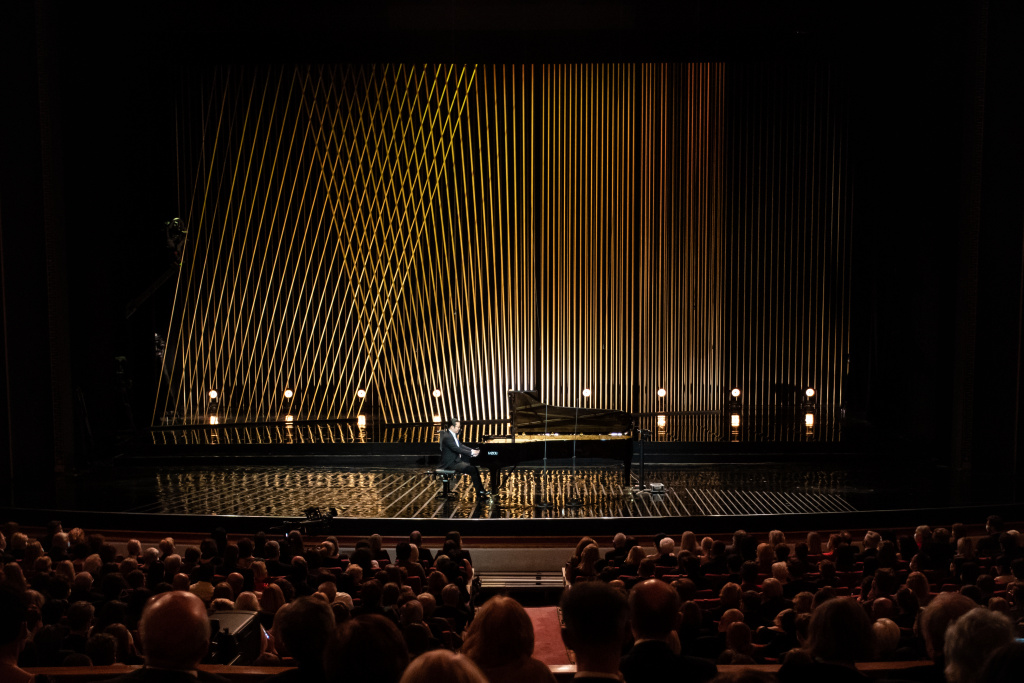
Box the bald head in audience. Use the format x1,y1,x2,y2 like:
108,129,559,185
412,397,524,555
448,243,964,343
139,591,211,670
629,578,679,640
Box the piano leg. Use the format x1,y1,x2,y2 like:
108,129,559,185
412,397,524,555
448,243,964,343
622,456,633,487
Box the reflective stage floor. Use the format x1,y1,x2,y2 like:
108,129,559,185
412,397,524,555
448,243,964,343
21,460,989,523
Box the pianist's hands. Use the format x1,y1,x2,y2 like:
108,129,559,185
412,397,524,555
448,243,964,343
471,448,480,457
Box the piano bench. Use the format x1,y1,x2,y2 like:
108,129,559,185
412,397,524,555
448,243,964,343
434,469,458,499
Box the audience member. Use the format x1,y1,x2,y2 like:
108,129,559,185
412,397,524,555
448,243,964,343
398,649,487,683
620,579,717,683
323,614,409,683
0,584,33,683
560,581,629,682
97,591,227,682
942,607,1015,683
777,597,873,682
462,595,556,683
263,596,336,683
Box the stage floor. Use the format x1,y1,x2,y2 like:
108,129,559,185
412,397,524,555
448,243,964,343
22,460,975,521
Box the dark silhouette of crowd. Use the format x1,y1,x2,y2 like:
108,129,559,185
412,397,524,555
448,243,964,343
1,515,1023,683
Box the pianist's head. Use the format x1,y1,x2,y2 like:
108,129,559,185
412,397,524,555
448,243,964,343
446,418,462,433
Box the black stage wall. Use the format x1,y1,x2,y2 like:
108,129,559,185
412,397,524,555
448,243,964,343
0,2,1021,500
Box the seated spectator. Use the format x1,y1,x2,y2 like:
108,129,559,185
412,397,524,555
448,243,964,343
806,531,823,557
620,545,646,576
97,591,227,682
718,621,757,665
944,607,1016,683
679,531,702,558
777,597,873,682
892,587,921,632
86,632,119,666
263,596,335,683
102,623,143,665
0,584,33,683
560,581,629,682
755,608,800,660
398,599,438,656
259,583,286,628
433,583,470,633
398,649,487,683
409,531,434,568
891,591,978,682
368,534,391,565
976,515,1004,557
395,542,427,581
462,596,555,683
872,618,900,661
570,536,597,567
572,544,602,582
324,614,409,683
604,533,629,564
856,531,881,563
654,536,677,568
756,543,775,574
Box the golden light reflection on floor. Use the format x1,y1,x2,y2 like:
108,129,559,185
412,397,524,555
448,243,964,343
141,465,855,519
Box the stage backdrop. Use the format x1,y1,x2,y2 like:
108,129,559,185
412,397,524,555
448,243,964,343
155,62,852,426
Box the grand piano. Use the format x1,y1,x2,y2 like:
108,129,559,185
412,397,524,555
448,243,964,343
475,390,635,490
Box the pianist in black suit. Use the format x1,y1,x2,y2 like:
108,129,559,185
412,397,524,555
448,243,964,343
439,418,489,499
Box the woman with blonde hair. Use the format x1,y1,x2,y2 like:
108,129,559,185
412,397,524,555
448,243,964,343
679,531,701,556
462,596,556,683
756,543,775,573
620,545,646,576
572,544,601,582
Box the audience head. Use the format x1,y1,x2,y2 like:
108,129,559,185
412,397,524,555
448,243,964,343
324,614,409,683
806,597,874,664
398,649,487,683
628,579,680,640
873,618,900,659
274,596,336,668
463,595,536,668
560,581,628,656
0,583,29,650
944,607,1015,683
138,591,211,670
917,591,976,660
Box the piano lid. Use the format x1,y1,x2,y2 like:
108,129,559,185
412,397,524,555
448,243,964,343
508,390,634,435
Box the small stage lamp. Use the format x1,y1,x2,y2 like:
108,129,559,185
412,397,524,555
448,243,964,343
284,388,294,399
805,412,815,427
356,389,366,398
582,388,591,398
209,415,219,425
432,414,442,423
656,414,667,429
285,414,294,422
432,388,441,398
357,414,366,427
208,389,218,401
728,388,741,408
731,414,740,428
657,388,666,398
805,388,815,398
